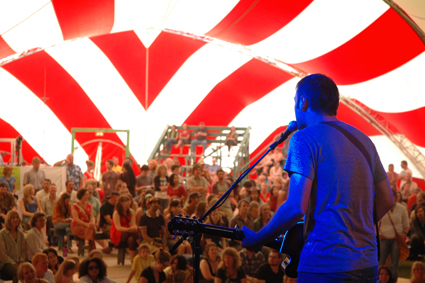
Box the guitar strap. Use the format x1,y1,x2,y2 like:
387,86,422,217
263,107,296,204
321,122,380,261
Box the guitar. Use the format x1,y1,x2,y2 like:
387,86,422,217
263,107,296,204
168,216,304,278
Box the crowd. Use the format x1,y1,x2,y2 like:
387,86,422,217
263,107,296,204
1,124,425,283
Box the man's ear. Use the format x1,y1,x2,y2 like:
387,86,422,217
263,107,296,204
300,96,309,112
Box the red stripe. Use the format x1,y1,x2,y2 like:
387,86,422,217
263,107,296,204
336,103,382,136
207,0,313,45
91,31,206,109
52,0,114,41
249,126,286,166
184,59,293,126
292,9,425,85
0,118,41,164
0,36,14,60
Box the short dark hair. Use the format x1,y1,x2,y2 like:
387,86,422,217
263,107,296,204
44,179,51,184
171,164,180,171
0,182,6,188
65,180,74,186
140,165,149,171
217,169,224,175
106,160,114,166
77,188,88,200
79,257,107,280
169,173,179,187
296,74,339,116
31,212,46,228
192,164,201,172
402,160,408,165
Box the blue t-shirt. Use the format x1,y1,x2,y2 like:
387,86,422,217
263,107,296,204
0,176,16,193
284,121,387,273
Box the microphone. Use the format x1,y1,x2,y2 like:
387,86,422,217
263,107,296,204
270,121,298,149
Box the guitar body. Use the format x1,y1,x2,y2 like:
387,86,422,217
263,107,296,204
168,216,304,278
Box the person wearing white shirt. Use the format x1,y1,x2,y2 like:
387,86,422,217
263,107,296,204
25,212,47,261
32,253,55,283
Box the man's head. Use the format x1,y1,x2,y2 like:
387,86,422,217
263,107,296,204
0,182,7,196
217,170,225,181
86,184,94,198
49,184,57,196
171,164,180,173
43,179,51,191
249,201,259,219
388,164,394,172
113,156,119,166
140,165,149,176
147,196,160,211
66,154,74,165
31,212,46,230
65,180,75,193
108,191,120,204
294,74,339,129
32,157,41,171
268,250,282,266
165,158,174,169
192,164,202,178
188,192,201,205
417,192,425,205
106,160,113,171
32,253,49,275
401,160,408,169
238,199,249,216
199,122,205,129
148,159,157,171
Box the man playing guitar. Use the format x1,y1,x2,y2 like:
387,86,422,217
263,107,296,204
242,74,394,282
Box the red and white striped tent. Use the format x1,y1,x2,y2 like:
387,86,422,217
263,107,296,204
1,0,425,183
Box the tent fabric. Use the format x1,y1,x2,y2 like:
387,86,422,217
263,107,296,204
1,0,425,179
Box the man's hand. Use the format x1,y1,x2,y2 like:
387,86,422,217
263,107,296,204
242,226,263,252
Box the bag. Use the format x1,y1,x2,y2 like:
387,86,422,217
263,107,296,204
387,212,409,260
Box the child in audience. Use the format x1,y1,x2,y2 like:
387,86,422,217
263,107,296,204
126,244,155,283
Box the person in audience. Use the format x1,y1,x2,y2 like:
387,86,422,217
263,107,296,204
254,250,284,283
136,165,153,197
408,187,421,213
211,170,232,221
215,247,246,283
60,181,77,205
20,184,43,228
99,191,119,253
126,244,155,283
54,259,79,283
200,243,220,283
255,155,273,176
78,257,115,283
0,210,25,282
204,209,227,251
139,196,167,254
36,179,51,203
165,125,180,154
52,193,73,252
267,186,279,213
396,190,407,210
259,182,270,204
411,192,425,217
247,187,262,205
42,248,63,275
238,247,265,282
86,184,100,226
411,261,425,283
102,160,119,198
207,157,221,175
175,123,191,150
398,160,413,190
25,212,47,261
164,255,193,283
378,266,394,283
41,183,57,246
70,188,96,251
23,157,46,193
111,157,122,173
118,162,137,197
193,201,207,219
164,198,192,255
89,250,103,260
110,194,138,261
197,159,212,184
409,204,425,261
268,161,283,185
17,262,48,283
271,148,285,166
54,154,84,191
32,253,55,283
154,164,170,214
225,126,238,156
0,182,17,228
1,165,17,194
386,164,398,188
188,164,208,202
83,160,95,187
167,173,187,206
139,249,171,283
254,203,271,232
229,200,254,251
191,122,208,155
378,189,409,282
182,192,201,217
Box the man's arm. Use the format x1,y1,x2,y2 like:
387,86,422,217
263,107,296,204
53,160,66,167
375,179,394,221
242,173,312,251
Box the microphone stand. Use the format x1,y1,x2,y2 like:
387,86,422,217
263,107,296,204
169,124,296,283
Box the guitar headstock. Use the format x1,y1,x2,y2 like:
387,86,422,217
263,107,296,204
168,215,202,236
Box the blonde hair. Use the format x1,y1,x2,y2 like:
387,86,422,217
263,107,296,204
23,184,34,203
3,165,13,175
156,164,167,177
32,253,48,266
55,259,77,283
5,210,21,231
17,262,36,282
218,247,241,270
411,261,425,282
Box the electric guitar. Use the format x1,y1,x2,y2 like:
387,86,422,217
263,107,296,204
168,216,304,278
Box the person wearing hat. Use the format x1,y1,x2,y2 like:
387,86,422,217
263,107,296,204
182,192,201,217
139,196,166,254
99,191,120,253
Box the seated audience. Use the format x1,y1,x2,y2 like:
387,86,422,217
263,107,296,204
212,170,232,221
110,194,138,261
182,192,201,217
0,181,17,228
42,248,63,275
164,199,192,255
118,162,136,197
60,181,77,205
35,179,51,204
102,160,119,198
164,255,193,283
0,165,17,194
191,122,208,155
83,160,95,187
148,160,157,180
89,250,104,260
139,249,171,283
254,250,284,283
215,247,246,283
78,257,116,283
267,186,279,213
378,266,395,283
187,165,208,202
248,201,260,221
154,164,170,213
52,193,73,251
32,253,55,283
17,262,48,283
193,201,207,219
200,243,220,283
411,261,425,283
165,125,180,153
409,205,425,261
176,123,190,149
167,173,187,205
139,196,167,254
225,126,238,156
41,183,57,246
207,158,221,175
0,210,25,282
408,187,421,213
99,191,119,253
254,203,271,232
411,192,425,219
25,212,47,261
204,209,227,251
238,248,265,282
126,244,155,283
247,187,262,205
135,165,153,198
20,184,43,228
54,259,79,283
259,182,270,204
86,184,100,227
268,161,283,185
70,188,96,251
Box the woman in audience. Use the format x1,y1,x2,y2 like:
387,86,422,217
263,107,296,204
200,243,220,283
176,123,190,149
42,248,63,275
164,255,193,283
167,173,187,205
378,266,394,283
154,164,170,214
254,203,271,232
411,261,425,283
267,186,279,213
136,190,154,224
139,249,171,283
396,191,407,209
79,257,115,283
52,193,73,251
118,162,137,197
0,210,25,281
0,165,17,194
193,201,207,219
164,198,192,255
20,184,43,228
54,259,78,283
110,194,138,262
225,126,238,156
17,262,48,283
25,212,47,261
247,187,262,205
165,125,180,154
409,204,425,260
215,247,246,283
259,182,270,204
204,210,226,251
268,161,283,185
88,250,103,260
83,160,95,187
70,188,96,251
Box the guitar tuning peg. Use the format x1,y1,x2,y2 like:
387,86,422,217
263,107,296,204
178,213,183,217
185,215,190,218
192,216,197,220
172,236,176,240
235,224,239,230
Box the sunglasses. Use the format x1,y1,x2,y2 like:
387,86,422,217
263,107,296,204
89,265,99,271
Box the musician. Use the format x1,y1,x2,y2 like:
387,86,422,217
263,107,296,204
242,74,394,281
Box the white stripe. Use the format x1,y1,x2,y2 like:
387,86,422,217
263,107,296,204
248,0,389,64
144,43,253,158
2,2,63,54
0,67,87,164
230,78,299,153
46,39,148,162
339,51,425,113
